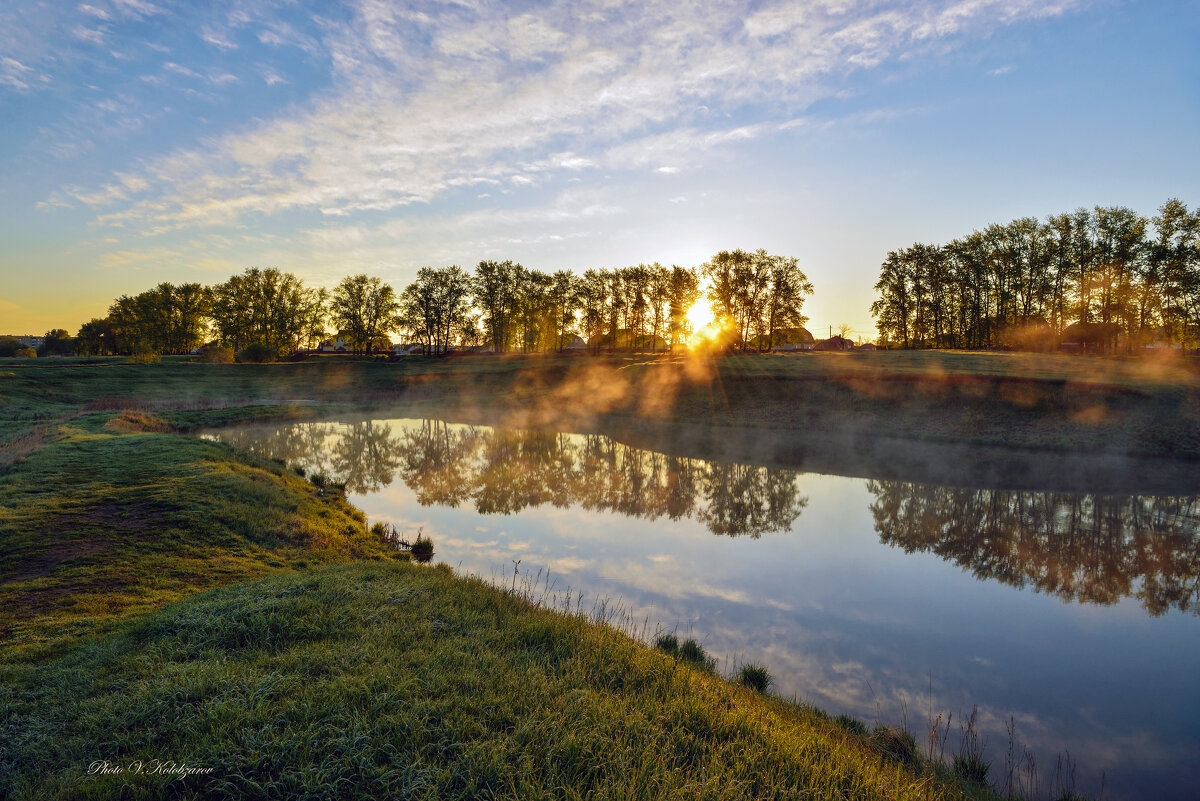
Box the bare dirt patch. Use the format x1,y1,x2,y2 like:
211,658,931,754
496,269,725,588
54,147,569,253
0,540,112,585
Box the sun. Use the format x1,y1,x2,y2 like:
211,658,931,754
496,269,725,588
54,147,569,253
685,298,714,333
685,298,728,349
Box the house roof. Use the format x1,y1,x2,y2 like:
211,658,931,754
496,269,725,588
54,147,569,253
813,335,853,351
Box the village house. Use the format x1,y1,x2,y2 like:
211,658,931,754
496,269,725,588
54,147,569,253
813,335,854,352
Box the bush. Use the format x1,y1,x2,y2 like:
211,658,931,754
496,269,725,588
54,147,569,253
654,633,679,655
237,343,277,363
870,725,919,767
834,714,867,736
0,337,20,357
198,346,235,363
665,638,715,672
410,534,435,564
15,347,36,358
737,663,773,693
952,753,991,785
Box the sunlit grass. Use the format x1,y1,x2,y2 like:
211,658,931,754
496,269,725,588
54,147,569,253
0,412,397,662
1,562,1006,800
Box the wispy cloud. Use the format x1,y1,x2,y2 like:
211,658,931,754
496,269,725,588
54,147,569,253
77,4,110,21
71,25,106,45
200,27,238,51
0,57,38,90
101,246,180,267
111,0,163,19
30,0,1087,237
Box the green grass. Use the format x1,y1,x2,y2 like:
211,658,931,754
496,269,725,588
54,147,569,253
0,410,399,662
0,562,1003,801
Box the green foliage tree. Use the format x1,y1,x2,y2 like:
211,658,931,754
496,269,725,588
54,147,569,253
578,269,609,353
871,251,913,348
761,255,814,351
399,266,474,355
871,200,1200,351
330,274,400,354
75,318,117,356
209,268,326,356
547,270,581,351
471,260,522,353
516,268,553,352
38,328,74,356
1149,199,1200,344
646,263,671,352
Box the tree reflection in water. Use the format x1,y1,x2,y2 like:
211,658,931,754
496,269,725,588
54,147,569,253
215,421,406,494
214,419,808,537
867,480,1200,615
396,421,808,537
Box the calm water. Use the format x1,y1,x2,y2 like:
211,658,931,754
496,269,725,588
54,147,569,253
209,417,1200,800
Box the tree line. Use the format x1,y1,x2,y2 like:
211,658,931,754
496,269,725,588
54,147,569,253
870,199,1200,349
63,249,812,358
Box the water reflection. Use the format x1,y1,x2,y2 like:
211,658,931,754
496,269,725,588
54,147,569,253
868,480,1200,615
212,419,1200,609
215,420,407,494
208,416,1200,799
215,420,809,537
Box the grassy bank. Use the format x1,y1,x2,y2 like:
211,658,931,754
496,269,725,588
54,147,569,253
0,411,400,662
2,562,1000,801
3,351,1199,461
0,413,1007,800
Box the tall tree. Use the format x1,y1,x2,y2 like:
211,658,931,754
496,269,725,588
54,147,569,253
210,268,326,355
667,265,701,349
548,270,581,351
762,255,814,350
330,274,400,354
871,250,913,348
646,263,672,353
399,266,474,355
578,269,610,353
471,260,522,352
1151,199,1200,344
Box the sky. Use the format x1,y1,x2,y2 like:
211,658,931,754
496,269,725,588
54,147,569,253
1,0,1198,339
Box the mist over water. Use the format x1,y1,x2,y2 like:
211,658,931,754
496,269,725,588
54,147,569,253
209,416,1200,801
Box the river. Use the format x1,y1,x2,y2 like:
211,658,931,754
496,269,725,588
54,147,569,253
207,415,1200,800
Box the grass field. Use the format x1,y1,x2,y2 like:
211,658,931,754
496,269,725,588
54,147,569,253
2,350,1185,799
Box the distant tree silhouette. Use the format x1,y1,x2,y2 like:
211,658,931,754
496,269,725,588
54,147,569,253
871,199,1200,349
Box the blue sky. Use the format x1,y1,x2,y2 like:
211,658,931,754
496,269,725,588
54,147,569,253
1,0,1197,337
